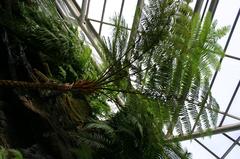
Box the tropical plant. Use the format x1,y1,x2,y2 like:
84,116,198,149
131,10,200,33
74,95,191,159
131,0,228,136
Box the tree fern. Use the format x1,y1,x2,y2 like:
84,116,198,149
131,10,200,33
132,0,228,136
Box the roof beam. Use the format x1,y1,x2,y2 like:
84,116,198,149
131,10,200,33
169,122,240,142
60,0,107,64
80,0,88,23
127,0,144,48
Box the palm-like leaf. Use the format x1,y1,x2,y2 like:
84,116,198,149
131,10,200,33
132,0,228,136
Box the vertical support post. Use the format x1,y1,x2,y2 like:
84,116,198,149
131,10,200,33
126,0,144,53
86,0,91,18
80,0,88,23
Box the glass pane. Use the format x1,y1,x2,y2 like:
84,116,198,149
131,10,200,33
226,131,240,140
189,0,197,10
221,117,240,126
122,0,138,27
200,0,211,17
226,19,240,57
211,58,240,115
228,86,240,117
88,0,104,20
181,140,217,159
103,0,122,23
90,21,100,32
101,24,114,38
214,0,240,46
199,134,234,157
226,143,240,159
76,0,83,7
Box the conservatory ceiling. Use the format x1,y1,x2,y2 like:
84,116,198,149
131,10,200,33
57,0,240,158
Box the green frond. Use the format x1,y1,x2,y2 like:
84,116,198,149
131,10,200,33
85,121,116,138
0,147,23,159
0,0,95,82
180,105,192,133
207,96,219,127
175,118,184,135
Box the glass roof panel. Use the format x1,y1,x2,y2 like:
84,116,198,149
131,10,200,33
223,117,240,126
181,140,215,159
122,0,138,27
76,0,83,7
226,20,240,57
214,0,240,47
226,144,240,159
101,24,115,38
199,0,210,16
226,131,240,140
228,86,240,117
189,0,197,10
103,0,123,23
88,0,104,20
198,134,234,157
211,58,240,113
214,0,240,28
90,20,100,32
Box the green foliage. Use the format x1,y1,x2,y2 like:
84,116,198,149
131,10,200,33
88,95,111,118
102,15,129,66
0,0,96,82
71,146,93,159
132,0,228,135
74,96,191,159
100,15,131,90
0,147,23,159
